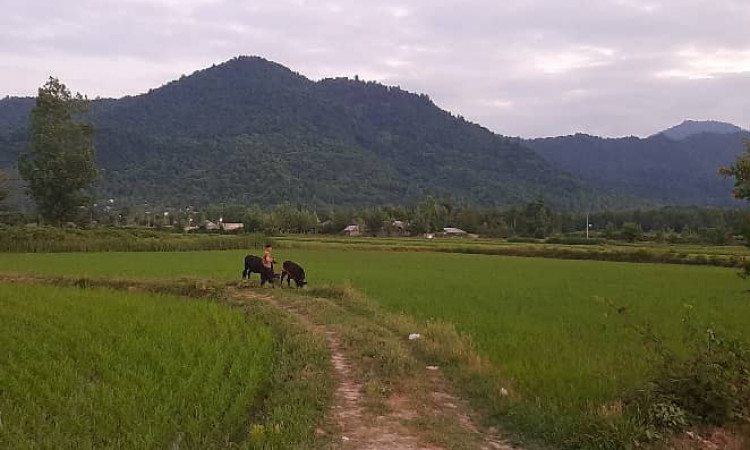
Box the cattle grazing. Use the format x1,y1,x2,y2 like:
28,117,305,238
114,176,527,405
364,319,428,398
280,260,307,288
242,255,278,287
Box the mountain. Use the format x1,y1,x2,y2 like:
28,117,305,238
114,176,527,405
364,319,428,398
658,120,746,140
3,57,744,210
526,129,749,206
0,56,605,209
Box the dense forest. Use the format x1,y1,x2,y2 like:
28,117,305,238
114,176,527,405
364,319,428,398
0,57,610,210
1,57,747,212
527,127,749,206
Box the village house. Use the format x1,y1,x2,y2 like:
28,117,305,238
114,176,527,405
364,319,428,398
342,224,361,237
440,227,468,237
391,220,408,235
221,222,244,232
203,221,221,231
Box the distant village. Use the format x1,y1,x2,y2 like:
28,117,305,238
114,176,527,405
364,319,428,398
199,219,478,239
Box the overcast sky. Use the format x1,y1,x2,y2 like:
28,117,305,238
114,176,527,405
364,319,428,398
1,0,749,137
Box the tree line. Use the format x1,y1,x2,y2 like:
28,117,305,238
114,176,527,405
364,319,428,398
15,196,741,246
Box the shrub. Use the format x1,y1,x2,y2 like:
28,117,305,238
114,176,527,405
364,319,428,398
620,307,750,440
621,222,643,242
646,401,688,431
609,303,750,444
650,329,750,426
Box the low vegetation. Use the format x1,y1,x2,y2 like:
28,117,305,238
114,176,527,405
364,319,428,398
1,227,748,272
629,317,750,442
2,248,748,448
0,226,270,252
294,282,750,449
0,283,274,448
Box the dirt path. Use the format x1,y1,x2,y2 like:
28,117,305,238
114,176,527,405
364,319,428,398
231,288,517,450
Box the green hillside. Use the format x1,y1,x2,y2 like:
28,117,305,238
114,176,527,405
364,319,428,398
528,131,747,206
0,57,606,209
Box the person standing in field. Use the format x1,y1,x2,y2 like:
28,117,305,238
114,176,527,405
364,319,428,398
262,243,276,278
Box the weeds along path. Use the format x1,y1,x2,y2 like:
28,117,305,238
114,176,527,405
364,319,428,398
229,286,517,450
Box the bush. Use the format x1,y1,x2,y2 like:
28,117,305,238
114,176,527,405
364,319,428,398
621,308,750,440
646,401,688,431
609,303,750,445
621,222,643,242
649,330,750,426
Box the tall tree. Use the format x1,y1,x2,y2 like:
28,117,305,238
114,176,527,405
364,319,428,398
720,141,750,275
412,196,447,233
720,139,750,201
18,78,97,225
520,196,552,238
363,208,388,235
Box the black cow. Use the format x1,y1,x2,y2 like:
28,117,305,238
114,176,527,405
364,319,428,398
280,260,307,288
242,255,278,287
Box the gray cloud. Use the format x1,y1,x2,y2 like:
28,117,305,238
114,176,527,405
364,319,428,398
1,0,749,136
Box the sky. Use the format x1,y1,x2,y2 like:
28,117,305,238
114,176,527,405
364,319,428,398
1,0,749,138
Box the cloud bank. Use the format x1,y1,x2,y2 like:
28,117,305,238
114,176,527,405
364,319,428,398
1,0,749,137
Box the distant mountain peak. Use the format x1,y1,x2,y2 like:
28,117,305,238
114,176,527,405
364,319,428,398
217,55,299,73
658,120,746,140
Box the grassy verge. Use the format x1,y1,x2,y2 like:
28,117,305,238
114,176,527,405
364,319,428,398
228,292,334,449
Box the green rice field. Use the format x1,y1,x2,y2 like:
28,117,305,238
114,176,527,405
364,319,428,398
0,283,274,449
1,248,748,445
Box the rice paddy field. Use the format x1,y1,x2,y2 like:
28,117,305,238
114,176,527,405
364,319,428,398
1,246,748,446
0,283,274,449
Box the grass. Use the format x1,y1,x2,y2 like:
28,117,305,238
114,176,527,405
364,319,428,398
0,282,276,449
0,226,270,252
2,226,748,268
227,290,334,449
1,248,749,448
277,235,750,268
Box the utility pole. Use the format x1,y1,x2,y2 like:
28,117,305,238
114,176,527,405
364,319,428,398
586,212,590,239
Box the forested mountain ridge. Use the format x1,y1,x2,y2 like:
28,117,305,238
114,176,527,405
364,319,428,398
0,56,606,209
527,129,749,206
657,120,747,140
1,56,744,209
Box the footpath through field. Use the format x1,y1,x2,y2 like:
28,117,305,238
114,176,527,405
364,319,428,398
229,286,518,450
